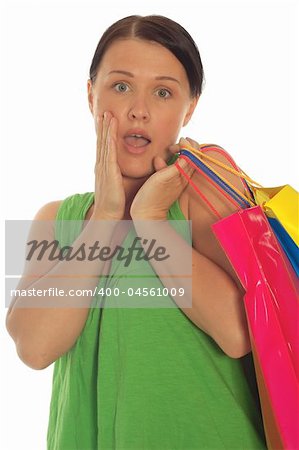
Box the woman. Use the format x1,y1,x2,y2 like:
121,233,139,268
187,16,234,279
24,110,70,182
6,15,266,449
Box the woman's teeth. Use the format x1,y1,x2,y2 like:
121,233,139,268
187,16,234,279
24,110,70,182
124,135,150,147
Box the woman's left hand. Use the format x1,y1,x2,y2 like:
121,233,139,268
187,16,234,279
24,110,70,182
130,138,194,220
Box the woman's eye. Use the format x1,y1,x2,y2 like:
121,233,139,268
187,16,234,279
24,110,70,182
157,88,171,99
114,82,129,93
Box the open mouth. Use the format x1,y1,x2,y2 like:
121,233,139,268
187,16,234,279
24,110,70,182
124,134,151,148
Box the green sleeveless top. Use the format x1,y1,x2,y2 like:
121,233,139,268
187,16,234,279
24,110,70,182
47,193,266,450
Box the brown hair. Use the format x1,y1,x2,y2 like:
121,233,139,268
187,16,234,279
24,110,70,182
89,15,204,98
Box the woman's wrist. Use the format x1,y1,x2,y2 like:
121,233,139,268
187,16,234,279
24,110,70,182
131,212,168,221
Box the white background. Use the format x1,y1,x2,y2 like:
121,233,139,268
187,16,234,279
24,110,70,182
1,0,298,449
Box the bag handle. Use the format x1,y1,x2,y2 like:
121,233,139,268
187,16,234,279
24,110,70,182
180,150,253,208
175,159,223,219
175,154,244,220
175,143,259,219
182,143,263,189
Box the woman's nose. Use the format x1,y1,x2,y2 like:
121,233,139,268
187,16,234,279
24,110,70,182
128,97,150,122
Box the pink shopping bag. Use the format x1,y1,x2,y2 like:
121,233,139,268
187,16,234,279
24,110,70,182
175,146,299,450
212,206,299,450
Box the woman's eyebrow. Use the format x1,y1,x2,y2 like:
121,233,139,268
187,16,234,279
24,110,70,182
155,76,181,85
107,70,180,84
108,70,134,77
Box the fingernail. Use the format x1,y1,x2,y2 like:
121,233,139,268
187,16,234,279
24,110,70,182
179,137,189,147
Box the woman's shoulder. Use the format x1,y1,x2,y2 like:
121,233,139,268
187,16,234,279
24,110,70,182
33,200,63,220
33,192,95,221
183,144,248,286
186,144,248,219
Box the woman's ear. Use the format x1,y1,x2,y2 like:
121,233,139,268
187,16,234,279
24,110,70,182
183,96,199,127
87,79,94,115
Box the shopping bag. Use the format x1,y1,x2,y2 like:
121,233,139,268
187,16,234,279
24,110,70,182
253,185,299,247
177,145,299,362
179,145,299,277
268,216,299,277
180,144,299,230
175,145,299,450
212,206,299,450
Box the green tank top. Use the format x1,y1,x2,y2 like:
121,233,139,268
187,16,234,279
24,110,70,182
47,193,266,450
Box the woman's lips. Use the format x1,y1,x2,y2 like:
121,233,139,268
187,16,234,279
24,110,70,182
123,136,151,154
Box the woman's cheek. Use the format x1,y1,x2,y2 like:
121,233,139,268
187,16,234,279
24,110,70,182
164,117,183,140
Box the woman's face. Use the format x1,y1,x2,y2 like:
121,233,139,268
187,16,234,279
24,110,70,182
87,38,198,178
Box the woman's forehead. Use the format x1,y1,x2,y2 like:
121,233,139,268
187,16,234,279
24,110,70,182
97,38,189,82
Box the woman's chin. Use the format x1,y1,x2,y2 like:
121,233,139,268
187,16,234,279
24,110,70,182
119,162,155,180
121,168,153,180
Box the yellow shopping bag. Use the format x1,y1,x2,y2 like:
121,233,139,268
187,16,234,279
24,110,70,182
253,185,299,246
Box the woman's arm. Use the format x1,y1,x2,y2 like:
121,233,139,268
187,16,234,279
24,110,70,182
189,147,252,357
132,144,251,358
6,112,126,370
6,201,118,370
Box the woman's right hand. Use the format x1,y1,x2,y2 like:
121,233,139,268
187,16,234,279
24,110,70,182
92,111,126,220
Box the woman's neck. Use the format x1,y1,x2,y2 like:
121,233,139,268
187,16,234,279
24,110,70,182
122,175,150,220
